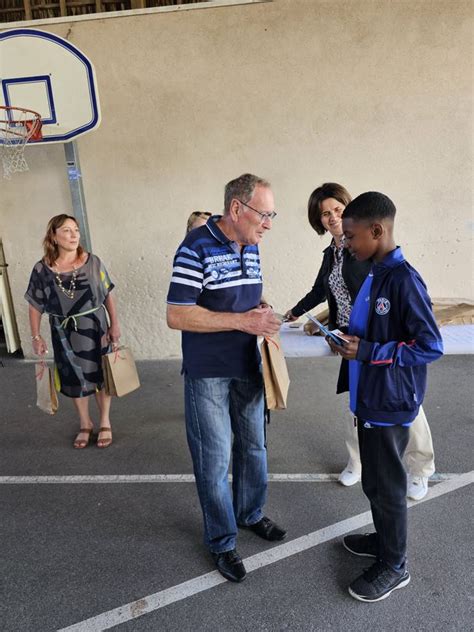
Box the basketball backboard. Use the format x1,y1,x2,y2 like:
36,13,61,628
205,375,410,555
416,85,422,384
0,28,101,144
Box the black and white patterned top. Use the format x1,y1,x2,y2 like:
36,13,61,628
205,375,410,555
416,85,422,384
328,241,352,328
25,254,114,398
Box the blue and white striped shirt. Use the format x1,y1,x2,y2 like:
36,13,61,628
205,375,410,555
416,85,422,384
167,216,263,378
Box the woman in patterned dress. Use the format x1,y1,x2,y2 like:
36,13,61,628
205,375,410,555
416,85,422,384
284,184,435,499
25,214,121,449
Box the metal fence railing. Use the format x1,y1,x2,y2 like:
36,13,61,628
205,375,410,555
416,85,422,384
0,0,211,23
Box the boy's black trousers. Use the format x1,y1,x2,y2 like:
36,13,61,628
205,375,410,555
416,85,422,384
357,418,410,568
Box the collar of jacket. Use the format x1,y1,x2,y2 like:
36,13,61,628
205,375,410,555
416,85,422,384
322,240,334,255
322,238,345,256
372,246,405,277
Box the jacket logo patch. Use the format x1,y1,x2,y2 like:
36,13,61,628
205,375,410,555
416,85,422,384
375,297,391,315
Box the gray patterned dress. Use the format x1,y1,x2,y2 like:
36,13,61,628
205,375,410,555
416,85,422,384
25,254,115,398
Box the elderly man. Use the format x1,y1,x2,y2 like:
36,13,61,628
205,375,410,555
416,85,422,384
166,173,286,583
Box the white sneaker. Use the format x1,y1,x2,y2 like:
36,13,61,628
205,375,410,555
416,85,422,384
407,475,429,500
338,464,361,487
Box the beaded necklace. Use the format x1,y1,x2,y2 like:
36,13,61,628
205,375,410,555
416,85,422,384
54,261,78,299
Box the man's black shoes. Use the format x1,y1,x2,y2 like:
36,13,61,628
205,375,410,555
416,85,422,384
243,516,287,541
211,518,286,582
212,549,247,583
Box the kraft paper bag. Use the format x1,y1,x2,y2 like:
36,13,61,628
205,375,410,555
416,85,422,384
102,346,140,397
260,332,290,410
35,361,59,415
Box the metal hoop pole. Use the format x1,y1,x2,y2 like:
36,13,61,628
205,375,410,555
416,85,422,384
64,141,92,253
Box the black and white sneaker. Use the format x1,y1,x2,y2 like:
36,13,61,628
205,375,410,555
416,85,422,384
348,560,410,602
343,533,378,558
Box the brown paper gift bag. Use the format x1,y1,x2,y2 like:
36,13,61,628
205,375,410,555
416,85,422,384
102,346,140,397
35,361,59,415
260,333,290,410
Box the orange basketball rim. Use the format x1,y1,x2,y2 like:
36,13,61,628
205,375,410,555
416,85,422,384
0,105,43,179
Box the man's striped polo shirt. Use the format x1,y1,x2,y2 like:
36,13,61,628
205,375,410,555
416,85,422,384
166,215,263,378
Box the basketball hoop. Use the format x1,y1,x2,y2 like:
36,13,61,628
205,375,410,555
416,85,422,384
0,106,43,179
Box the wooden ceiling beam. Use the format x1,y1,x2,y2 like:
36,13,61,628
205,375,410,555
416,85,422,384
24,0,32,20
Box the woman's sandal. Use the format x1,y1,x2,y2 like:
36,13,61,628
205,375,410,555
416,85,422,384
97,427,113,449
73,427,93,449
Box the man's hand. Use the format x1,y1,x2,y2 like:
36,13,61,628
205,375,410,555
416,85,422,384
167,304,281,336
327,335,360,359
240,306,281,337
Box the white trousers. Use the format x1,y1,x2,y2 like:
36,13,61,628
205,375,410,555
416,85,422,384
345,405,435,477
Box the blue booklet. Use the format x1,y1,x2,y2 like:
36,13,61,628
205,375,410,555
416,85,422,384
304,313,347,346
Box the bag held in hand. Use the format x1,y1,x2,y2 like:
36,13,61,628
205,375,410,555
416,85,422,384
260,333,290,410
35,361,59,415
102,346,140,397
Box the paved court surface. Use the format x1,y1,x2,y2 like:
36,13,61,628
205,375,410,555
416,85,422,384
0,354,472,631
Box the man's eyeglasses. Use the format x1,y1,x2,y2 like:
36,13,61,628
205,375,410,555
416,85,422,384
237,199,277,223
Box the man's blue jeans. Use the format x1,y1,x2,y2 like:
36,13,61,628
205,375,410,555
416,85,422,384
184,373,267,553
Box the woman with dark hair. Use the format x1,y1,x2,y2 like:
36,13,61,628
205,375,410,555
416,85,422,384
286,183,370,334
285,184,434,499
25,214,121,449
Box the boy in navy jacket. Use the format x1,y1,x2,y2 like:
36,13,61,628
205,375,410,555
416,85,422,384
329,192,443,602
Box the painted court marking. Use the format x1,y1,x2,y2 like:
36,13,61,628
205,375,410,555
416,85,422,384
57,470,473,632
0,472,459,485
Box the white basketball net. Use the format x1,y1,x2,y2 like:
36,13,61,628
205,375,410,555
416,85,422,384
0,108,42,179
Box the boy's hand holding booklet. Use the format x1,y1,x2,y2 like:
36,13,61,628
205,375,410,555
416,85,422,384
303,312,348,346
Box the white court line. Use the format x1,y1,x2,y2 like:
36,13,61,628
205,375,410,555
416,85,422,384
0,472,460,484
57,470,473,632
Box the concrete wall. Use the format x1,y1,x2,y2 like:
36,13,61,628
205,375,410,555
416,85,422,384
1,0,473,359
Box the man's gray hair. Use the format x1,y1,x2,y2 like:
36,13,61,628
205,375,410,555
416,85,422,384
224,173,271,214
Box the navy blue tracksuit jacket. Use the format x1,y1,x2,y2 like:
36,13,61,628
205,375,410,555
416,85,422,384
349,247,443,425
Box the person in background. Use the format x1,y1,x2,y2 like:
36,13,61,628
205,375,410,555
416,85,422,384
25,214,120,449
330,191,442,601
167,174,286,584
284,183,435,500
186,211,212,234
